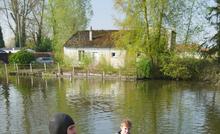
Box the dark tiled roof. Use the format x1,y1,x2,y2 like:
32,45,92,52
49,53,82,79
64,30,118,48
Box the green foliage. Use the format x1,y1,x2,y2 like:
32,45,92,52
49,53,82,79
206,0,220,63
47,0,92,62
35,37,52,52
0,26,5,48
114,0,170,64
97,56,117,73
160,54,207,80
80,54,92,70
9,50,35,64
136,57,151,78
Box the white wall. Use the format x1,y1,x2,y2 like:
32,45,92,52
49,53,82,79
64,47,126,68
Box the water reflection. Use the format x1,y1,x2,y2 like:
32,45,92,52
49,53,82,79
0,77,219,134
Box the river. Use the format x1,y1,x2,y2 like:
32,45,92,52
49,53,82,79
0,76,220,134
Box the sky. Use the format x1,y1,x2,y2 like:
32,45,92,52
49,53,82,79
89,0,118,30
1,0,118,44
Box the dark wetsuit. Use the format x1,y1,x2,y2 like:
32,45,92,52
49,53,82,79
49,113,75,134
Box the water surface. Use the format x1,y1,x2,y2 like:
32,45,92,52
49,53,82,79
0,77,220,134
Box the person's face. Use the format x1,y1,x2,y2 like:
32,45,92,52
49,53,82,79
120,124,131,134
67,124,76,134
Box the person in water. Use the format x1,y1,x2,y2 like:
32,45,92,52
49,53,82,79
49,112,76,134
117,119,132,134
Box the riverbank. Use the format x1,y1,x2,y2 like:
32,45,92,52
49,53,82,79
198,64,220,87
1,63,219,85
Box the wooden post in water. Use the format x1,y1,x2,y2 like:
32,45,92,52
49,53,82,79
4,64,8,78
119,69,121,79
57,63,60,76
86,69,88,78
30,64,33,73
102,71,105,79
72,66,74,77
16,64,19,75
44,63,46,72
14,63,16,70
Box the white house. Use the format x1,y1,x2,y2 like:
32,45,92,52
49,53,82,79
64,28,126,68
64,28,176,68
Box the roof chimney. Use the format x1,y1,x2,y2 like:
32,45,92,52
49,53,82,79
89,26,92,41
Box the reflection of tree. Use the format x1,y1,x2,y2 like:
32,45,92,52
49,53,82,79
115,80,186,134
203,89,220,134
1,82,10,132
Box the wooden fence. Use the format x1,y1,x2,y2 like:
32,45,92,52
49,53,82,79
0,63,137,80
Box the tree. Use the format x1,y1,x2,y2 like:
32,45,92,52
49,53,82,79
114,0,169,65
47,0,92,62
28,0,46,47
2,0,39,47
0,26,5,48
207,0,220,63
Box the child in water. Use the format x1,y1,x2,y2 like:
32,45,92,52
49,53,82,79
117,119,132,134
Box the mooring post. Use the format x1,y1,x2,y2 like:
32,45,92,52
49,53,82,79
30,63,33,73
57,63,60,76
119,69,121,79
102,71,105,79
44,63,46,72
4,64,8,77
72,66,74,77
16,64,19,74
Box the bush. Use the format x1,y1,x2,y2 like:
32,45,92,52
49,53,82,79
97,56,117,73
136,57,151,78
9,50,35,64
80,54,92,70
160,55,207,80
35,37,52,52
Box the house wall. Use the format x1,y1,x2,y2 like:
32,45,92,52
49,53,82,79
64,47,126,68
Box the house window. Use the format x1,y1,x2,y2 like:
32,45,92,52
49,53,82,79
112,52,115,57
78,50,85,61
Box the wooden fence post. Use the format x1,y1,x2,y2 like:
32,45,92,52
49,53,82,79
30,63,33,73
119,69,121,79
72,66,74,77
44,63,46,72
4,64,8,77
102,71,105,79
16,64,19,74
57,63,60,75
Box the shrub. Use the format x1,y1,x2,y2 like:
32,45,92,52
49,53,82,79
136,57,151,78
35,37,52,52
9,50,35,64
160,55,207,80
97,56,117,73
80,53,92,70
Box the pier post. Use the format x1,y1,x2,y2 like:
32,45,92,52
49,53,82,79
4,64,8,78
102,71,105,79
72,66,74,77
30,64,33,73
57,63,60,76
16,64,19,74
119,69,121,79
44,63,47,72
